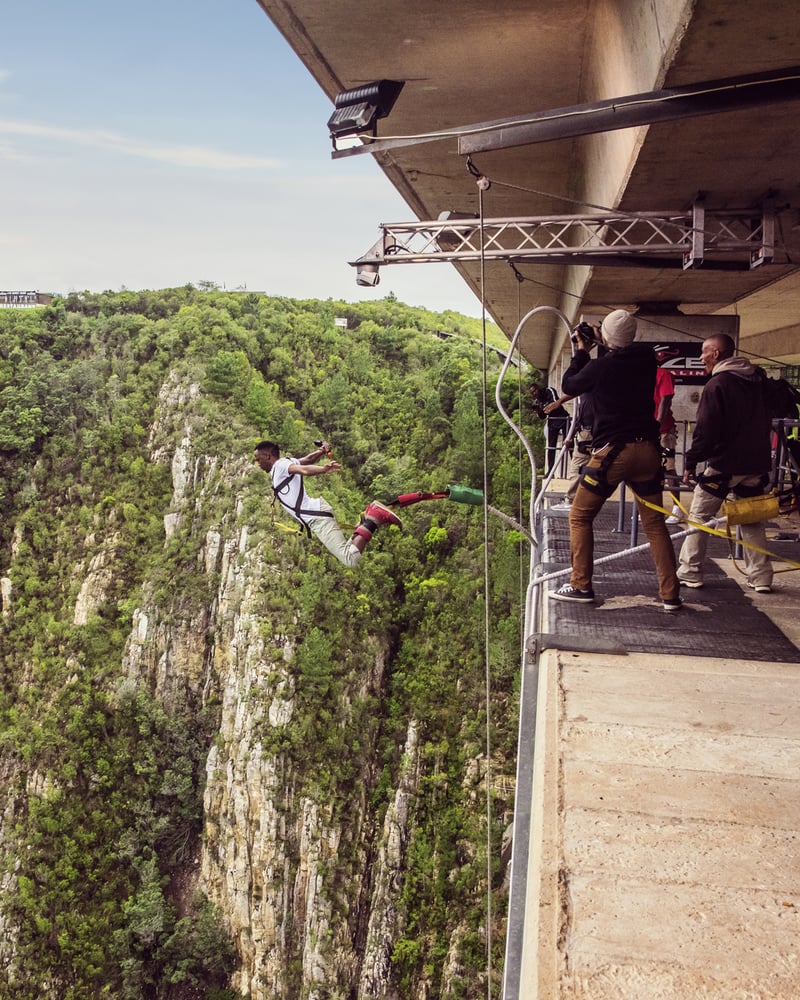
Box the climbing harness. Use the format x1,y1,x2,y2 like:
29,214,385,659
579,443,623,497
578,440,663,499
271,465,335,538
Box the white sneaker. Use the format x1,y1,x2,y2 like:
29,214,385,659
665,505,682,525
551,500,572,510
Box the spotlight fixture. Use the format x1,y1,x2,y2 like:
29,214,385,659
355,263,381,287
351,235,388,287
327,79,405,145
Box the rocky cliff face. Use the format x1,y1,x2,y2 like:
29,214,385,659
114,373,422,998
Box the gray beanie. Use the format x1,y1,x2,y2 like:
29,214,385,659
602,309,637,348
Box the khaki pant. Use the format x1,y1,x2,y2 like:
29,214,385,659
569,440,679,600
307,498,362,567
677,471,773,588
565,429,592,502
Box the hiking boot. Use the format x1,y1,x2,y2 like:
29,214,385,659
549,583,595,604
363,501,403,529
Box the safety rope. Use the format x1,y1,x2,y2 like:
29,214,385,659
475,164,495,1000
637,493,800,572
516,276,526,657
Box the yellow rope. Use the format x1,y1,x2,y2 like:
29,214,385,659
637,494,800,572
273,520,302,534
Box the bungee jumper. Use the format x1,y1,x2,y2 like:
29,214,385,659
254,439,402,567
255,436,492,565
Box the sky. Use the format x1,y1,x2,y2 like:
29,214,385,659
0,0,483,316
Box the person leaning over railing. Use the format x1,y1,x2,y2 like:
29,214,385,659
545,391,595,511
529,382,570,474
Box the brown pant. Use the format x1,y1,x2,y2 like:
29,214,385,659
569,440,679,600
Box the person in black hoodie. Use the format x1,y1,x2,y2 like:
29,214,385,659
676,334,774,592
548,309,681,612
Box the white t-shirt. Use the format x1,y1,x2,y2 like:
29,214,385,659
270,456,324,523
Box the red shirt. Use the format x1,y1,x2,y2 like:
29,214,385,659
654,367,676,433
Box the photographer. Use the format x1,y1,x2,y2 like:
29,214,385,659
549,392,595,510
529,382,570,474
572,320,601,353
548,309,681,612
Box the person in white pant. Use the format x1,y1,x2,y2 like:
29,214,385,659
254,440,401,566
676,335,774,593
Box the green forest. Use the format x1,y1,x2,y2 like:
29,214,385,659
0,287,545,999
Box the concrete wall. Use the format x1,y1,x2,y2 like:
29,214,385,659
577,0,695,217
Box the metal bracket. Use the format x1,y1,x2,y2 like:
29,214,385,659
332,66,800,160
751,199,776,267
682,199,705,269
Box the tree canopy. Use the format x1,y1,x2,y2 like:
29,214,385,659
0,288,545,999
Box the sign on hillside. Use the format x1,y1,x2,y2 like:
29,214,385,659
0,291,54,308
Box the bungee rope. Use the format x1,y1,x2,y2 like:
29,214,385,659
389,485,485,507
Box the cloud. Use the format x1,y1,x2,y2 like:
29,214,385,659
0,118,281,169
0,69,10,84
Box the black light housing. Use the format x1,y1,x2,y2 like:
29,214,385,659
327,79,405,142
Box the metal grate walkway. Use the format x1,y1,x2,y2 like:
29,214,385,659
542,506,800,663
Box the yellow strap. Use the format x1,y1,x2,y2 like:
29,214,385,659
636,494,800,573
270,509,354,536
273,520,303,534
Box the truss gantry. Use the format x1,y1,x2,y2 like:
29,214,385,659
350,201,777,280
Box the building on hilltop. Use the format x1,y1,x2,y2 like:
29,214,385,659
0,290,54,308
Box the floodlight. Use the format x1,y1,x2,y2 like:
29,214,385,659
355,263,381,287
351,235,388,287
327,80,405,143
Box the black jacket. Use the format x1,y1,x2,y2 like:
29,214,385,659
684,359,771,475
562,343,659,447
542,386,569,421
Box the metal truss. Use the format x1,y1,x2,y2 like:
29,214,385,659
350,201,776,277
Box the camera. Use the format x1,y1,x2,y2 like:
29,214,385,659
571,321,596,347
